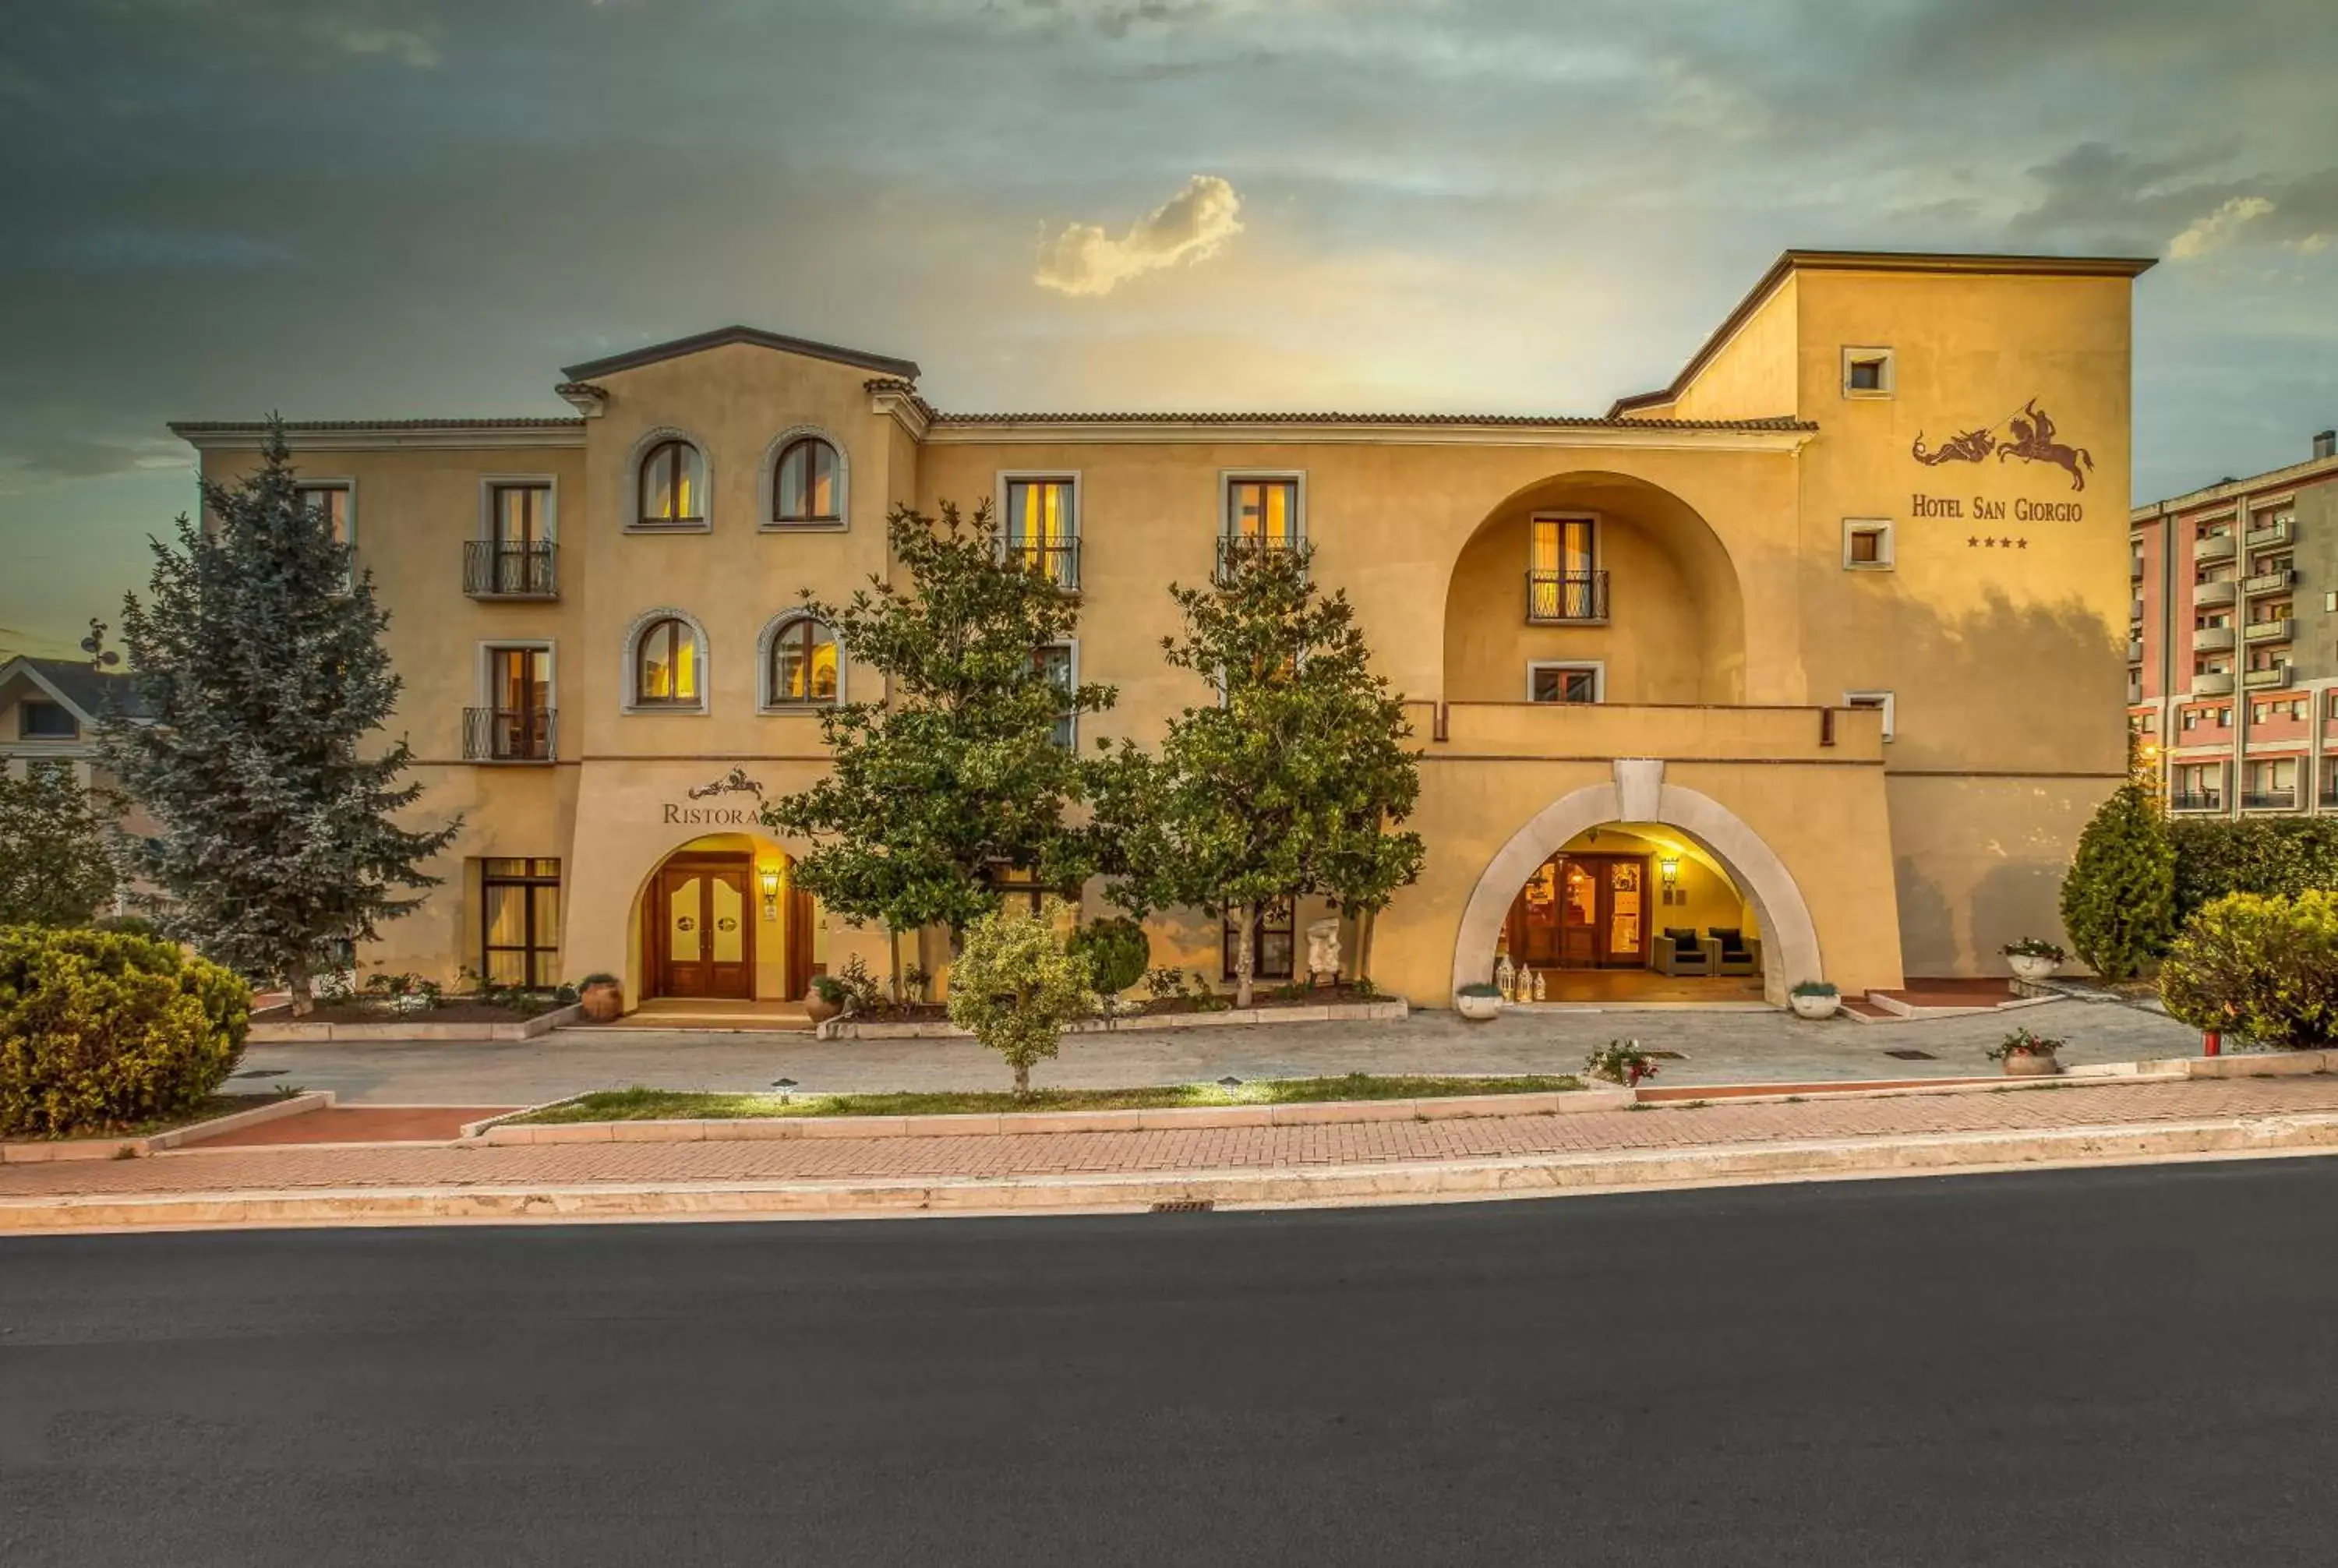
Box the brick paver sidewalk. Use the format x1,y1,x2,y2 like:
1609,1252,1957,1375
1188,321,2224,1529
6,1077,2337,1201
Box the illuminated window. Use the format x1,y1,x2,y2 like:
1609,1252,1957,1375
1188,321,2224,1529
1004,476,1079,588
479,858,561,989
1225,477,1299,546
636,439,706,528
765,616,840,707
772,437,840,524
632,616,702,706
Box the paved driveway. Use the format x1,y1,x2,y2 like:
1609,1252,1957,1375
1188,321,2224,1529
231,998,2206,1105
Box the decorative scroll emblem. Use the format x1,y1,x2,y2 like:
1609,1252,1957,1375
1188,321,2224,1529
1912,399,2094,492
687,767,765,803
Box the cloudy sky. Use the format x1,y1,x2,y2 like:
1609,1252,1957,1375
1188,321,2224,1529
5,0,2334,657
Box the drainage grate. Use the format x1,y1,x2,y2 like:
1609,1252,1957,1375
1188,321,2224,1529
234,1067,288,1079
1149,1199,1216,1213
1883,1048,1937,1061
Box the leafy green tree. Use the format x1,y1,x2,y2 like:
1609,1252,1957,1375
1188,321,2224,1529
2168,818,2338,923
1093,543,1424,1007
2057,781,2175,981
2160,890,2338,1049
98,421,459,1015
761,500,1116,992
0,765,118,927
945,899,1094,1095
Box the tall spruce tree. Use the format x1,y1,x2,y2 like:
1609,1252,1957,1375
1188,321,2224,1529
0,765,119,927
2058,780,2176,982
98,421,457,1014
1093,542,1424,1007
761,500,1115,991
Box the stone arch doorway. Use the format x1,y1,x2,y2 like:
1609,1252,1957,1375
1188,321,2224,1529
1452,764,1821,1006
633,832,821,1002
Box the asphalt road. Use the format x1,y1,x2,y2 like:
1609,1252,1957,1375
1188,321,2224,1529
5,1162,2336,1566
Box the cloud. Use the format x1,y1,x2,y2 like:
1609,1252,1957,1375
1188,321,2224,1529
2170,194,2276,260
1033,174,1245,296
46,229,296,270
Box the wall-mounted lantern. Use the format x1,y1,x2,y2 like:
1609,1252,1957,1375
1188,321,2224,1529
758,864,782,920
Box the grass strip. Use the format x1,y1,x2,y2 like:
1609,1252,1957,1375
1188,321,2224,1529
513,1073,1583,1125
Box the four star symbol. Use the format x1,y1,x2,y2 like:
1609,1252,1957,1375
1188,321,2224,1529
1966,536,2029,549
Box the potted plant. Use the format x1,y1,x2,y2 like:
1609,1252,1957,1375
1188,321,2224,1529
803,973,846,1026
2002,938,2068,984
577,972,623,1023
1989,1026,2064,1076
1455,981,1503,1022
1788,980,1840,1020
1584,1038,1658,1086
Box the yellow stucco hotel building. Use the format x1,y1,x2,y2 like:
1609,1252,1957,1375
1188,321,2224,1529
172,249,2150,1012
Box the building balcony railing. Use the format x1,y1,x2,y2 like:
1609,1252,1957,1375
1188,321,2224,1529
2244,519,2291,549
1524,570,1611,623
2193,627,2234,653
2243,664,2290,690
2130,557,2146,582
1215,534,1304,584
462,541,559,599
2194,671,2234,697
2242,788,2298,811
2194,579,2236,608
2127,637,2145,663
2244,617,2294,644
2194,534,2235,562
462,707,556,763
1002,539,1080,592
2169,791,2225,813
2322,775,2338,808
2244,567,2296,595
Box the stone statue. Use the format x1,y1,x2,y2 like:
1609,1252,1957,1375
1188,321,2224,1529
1305,917,1342,985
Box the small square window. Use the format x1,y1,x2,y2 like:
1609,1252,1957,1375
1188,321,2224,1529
1841,347,1895,398
1842,519,1894,570
1843,690,1895,740
1527,662,1602,704
19,699,77,740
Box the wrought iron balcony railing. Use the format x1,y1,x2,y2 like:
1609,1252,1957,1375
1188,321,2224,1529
462,707,556,762
2242,789,2297,811
1525,569,1611,623
1001,538,1080,592
463,541,559,599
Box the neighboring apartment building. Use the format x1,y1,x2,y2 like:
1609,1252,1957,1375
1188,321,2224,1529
2129,432,2338,817
170,249,2149,1009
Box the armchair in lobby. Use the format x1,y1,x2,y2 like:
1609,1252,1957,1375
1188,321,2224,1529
1652,927,1712,976
1707,927,1761,976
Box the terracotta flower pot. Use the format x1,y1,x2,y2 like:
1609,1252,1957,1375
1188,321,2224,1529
803,992,841,1026
581,982,623,1023
2001,1049,2061,1077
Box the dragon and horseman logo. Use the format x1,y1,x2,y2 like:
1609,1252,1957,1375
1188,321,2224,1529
1912,400,2094,493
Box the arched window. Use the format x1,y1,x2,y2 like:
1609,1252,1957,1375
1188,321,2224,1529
637,439,706,528
766,616,840,706
772,437,839,524
633,616,701,705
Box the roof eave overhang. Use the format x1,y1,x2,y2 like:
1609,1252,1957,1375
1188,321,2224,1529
916,418,1815,452
168,422,588,452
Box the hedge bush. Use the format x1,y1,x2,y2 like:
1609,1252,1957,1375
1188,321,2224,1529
2159,891,2338,1051
2168,817,2338,923
2058,782,2176,981
0,926,250,1137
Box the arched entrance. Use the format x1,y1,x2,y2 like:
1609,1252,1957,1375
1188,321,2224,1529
633,833,824,1002
1453,768,1821,1006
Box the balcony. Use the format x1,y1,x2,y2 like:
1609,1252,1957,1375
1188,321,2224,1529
2127,637,2145,663
2193,627,2234,653
462,707,556,763
1215,534,1304,584
2169,791,2225,813
2244,617,2294,644
463,542,559,599
2130,557,2146,582
2194,671,2234,697
2242,788,2298,811
1524,569,1611,624
2244,567,2296,595
2245,517,2292,550
2194,534,2235,562
1004,539,1081,593
2194,579,2236,608
1410,699,1882,765
2243,664,2291,690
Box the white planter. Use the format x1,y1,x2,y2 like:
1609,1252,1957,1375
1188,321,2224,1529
1456,992,1504,1022
1789,992,1841,1020
2007,953,2062,983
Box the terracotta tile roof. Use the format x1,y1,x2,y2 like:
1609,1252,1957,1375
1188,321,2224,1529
168,418,585,434
858,381,1812,433
562,326,920,382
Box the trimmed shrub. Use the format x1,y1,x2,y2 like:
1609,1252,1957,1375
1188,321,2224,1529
2168,818,2338,923
0,926,250,1137
946,899,1093,1095
2159,891,2338,1051
2058,782,2175,980
1066,916,1150,998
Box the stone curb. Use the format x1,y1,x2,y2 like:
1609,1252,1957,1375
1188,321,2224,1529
817,998,1408,1042
249,1005,583,1044
473,1083,1634,1145
10,1111,2338,1233
0,1091,335,1165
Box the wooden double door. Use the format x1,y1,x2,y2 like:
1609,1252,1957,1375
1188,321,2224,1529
652,855,754,1000
1506,853,1648,969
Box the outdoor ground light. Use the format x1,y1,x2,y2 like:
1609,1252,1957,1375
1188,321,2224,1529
758,865,781,919
1217,1075,1243,1096
772,1076,798,1102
